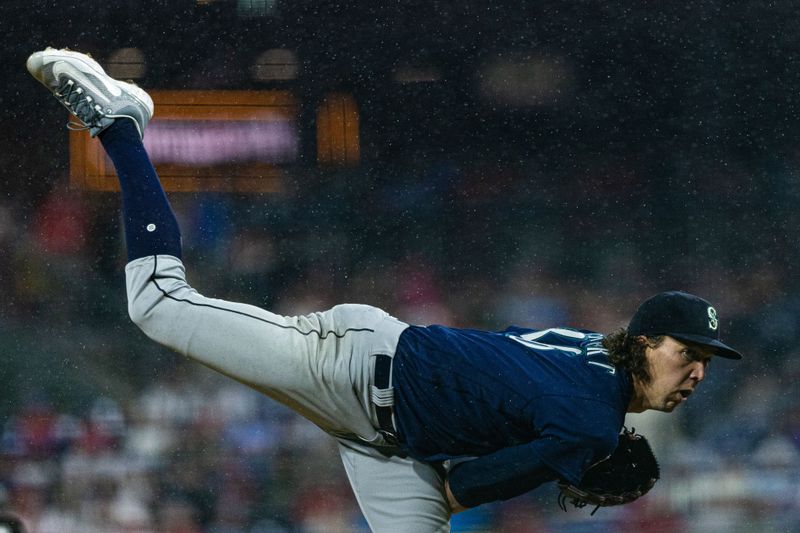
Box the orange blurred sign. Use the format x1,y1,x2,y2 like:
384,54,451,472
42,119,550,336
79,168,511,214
316,93,360,167
70,90,298,193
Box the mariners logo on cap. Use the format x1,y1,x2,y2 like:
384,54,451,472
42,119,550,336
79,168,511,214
628,291,742,359
707,306,718,331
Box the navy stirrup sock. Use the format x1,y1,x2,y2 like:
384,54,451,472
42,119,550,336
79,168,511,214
99,119,182,261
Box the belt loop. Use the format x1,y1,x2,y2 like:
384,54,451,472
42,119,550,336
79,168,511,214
372,354,398,445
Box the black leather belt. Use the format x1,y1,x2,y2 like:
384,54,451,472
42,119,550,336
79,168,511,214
373,354,398,444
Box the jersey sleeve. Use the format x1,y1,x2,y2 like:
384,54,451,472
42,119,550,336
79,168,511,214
447,433,615,508
446,439,560,507
529,395,622,484
448,396,622,508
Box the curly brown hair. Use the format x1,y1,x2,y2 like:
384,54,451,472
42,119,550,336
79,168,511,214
602,329,664,385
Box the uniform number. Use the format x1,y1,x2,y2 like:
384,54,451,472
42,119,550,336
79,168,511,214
507,328,616,374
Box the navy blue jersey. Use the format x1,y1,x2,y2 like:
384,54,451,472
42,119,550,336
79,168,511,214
392,325,633,485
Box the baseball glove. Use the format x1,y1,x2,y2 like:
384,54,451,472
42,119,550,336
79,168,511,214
557,428,660,515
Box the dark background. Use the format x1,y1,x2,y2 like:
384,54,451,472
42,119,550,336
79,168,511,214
0,1,799,531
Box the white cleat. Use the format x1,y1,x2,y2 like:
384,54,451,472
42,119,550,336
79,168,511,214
27,47,154,139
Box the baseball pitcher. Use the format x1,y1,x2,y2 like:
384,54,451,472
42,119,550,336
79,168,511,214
27,48,742,532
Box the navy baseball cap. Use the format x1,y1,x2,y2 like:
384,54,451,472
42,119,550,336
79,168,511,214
628,291,742,360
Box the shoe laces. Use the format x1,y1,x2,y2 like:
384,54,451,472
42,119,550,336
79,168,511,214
54,78,106,132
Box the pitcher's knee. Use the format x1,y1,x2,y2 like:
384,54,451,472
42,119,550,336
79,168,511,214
126,280,176,339
126,292,185,350
127,292,155,333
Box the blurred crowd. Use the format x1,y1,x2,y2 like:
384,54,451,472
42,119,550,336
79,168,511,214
1,150,800,532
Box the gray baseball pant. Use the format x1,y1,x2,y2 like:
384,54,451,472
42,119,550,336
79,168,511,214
125,254,451,532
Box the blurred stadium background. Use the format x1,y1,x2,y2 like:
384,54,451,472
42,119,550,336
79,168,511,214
1,1,799,531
